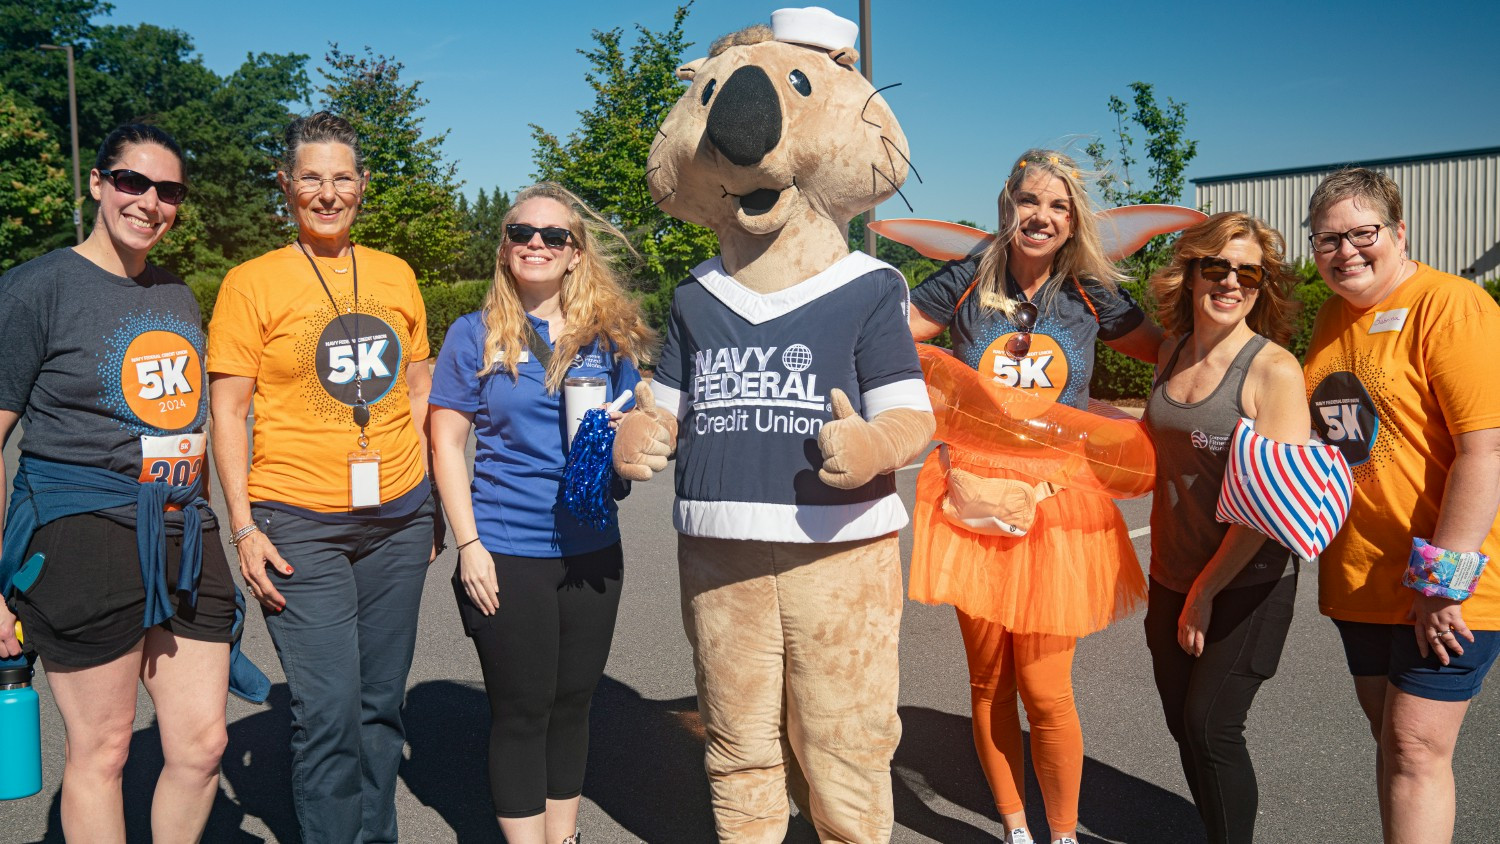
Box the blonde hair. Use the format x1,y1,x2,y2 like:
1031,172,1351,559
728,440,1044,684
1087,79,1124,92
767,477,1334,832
478,183,656,391
971,149,1124,316
1149,211,1300,345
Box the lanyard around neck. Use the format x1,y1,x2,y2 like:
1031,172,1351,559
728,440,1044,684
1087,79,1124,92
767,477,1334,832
297,243,371,444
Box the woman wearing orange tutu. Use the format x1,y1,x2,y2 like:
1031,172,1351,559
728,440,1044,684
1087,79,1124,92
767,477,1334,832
907,149,1161,844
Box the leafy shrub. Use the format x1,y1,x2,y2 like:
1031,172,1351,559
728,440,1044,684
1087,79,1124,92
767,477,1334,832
187,276,222,330
421,279,491,354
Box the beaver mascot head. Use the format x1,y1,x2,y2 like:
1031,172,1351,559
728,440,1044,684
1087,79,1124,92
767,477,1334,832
646,6,910,293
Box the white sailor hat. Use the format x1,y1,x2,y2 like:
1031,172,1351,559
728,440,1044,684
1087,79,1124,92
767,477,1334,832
770,7,858,51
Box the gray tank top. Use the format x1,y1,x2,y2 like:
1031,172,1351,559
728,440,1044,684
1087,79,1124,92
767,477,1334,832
1144,334,1294,593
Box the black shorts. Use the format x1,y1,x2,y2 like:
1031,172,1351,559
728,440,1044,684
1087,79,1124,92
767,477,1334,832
8,512,237,667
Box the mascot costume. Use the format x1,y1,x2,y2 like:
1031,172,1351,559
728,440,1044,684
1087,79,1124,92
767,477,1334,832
613,7,934,842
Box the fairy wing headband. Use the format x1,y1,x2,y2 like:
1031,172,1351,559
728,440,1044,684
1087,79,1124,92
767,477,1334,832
869,204,1207,263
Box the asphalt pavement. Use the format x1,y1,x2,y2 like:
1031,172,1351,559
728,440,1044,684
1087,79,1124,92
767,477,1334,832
2,430,1496,843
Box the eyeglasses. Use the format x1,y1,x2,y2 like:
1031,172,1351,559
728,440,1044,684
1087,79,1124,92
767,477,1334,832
1197,256,1265,290
1309,224,1384,254
293,175,362,195
1005,301,1039,358
97,169,188,205
505,224,573,249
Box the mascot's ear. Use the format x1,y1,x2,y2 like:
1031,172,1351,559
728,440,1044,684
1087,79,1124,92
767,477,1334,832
828,46,859,68
677,57,706,81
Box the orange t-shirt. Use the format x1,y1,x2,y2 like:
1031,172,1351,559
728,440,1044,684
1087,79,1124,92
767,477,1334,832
207,244,429,512
1304,263,1500,627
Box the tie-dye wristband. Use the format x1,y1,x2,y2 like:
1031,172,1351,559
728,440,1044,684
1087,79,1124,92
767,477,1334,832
1402,538,1489,601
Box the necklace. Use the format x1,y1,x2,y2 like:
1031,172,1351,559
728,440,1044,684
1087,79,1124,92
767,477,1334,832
296,243,352,273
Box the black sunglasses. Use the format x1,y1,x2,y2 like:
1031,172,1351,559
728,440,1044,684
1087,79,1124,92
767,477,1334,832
97,169,188,205
505,223,573,249
1197,256,1264,289
1005,301,1039,358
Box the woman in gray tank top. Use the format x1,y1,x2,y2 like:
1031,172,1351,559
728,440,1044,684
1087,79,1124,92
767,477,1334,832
1141,212,1310,844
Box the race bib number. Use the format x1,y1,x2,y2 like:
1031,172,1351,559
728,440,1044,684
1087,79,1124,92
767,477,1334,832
138,433,206,488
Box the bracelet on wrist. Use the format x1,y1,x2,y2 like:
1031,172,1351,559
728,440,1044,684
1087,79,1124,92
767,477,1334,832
1403,537,1489,601
457,537,482,552
229,523,260,547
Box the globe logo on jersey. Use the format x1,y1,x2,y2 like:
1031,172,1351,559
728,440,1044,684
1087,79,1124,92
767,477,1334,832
781,344,813,372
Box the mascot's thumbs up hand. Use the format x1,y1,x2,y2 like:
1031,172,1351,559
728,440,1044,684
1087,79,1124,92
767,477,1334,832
817,388,936,490
613,380,678,482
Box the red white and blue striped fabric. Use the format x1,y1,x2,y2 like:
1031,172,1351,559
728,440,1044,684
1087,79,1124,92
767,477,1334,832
1215,418,1353,559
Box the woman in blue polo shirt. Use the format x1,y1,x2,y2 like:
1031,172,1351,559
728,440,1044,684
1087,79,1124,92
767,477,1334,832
429,182,654,844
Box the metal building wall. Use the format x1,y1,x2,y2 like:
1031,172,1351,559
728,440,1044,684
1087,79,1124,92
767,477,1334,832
1193,149,1500,280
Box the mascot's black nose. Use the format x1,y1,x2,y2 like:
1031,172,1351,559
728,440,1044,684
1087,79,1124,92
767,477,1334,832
706,65,782,167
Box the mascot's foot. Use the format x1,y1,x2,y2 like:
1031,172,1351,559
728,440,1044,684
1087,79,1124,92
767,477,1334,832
679,533,903,843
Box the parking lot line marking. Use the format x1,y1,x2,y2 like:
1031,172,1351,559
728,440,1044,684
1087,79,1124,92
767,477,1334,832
1129,526,1151,538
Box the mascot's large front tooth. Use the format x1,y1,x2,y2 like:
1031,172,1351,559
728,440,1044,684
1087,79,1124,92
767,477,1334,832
706,65,783,167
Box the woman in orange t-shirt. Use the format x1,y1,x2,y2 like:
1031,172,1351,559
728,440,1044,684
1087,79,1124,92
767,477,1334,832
207,112,437,844
1303,168,1500,842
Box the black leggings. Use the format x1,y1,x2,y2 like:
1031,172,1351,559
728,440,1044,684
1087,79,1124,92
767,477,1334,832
1144,571,1296,844
452,543,623,817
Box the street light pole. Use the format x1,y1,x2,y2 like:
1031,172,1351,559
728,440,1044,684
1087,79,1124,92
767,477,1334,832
857,0,876,257
40,44,83,245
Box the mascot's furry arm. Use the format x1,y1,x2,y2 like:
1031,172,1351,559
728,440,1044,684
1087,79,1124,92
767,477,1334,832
817,388,934,489
613,381,677,482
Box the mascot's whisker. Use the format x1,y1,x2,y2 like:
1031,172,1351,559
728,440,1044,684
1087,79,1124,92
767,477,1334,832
651,189,676,209
870,164,913,212
860,82,903,129
880,135,922,184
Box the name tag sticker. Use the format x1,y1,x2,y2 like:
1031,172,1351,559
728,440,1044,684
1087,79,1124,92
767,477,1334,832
1368,308,1409,335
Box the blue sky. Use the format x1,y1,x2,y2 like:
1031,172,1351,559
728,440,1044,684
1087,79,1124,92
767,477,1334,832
102,0,1499,229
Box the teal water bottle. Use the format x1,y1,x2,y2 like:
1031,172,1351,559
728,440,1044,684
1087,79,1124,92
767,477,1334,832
0,641,42,800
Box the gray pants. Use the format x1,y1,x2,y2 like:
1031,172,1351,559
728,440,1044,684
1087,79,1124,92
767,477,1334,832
254,498,433,844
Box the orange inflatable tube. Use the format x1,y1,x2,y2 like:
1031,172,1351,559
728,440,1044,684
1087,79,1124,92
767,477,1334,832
918,344,1155,499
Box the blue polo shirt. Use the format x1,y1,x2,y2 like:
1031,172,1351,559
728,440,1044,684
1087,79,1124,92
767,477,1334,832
429,311,640,558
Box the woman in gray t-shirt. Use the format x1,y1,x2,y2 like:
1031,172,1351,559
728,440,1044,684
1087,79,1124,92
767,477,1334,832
1142,212,1309,844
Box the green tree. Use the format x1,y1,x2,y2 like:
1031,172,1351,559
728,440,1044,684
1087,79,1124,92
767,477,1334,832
454,186,511,281
1084,82,1199,399
530,3,718,328
0,85,72,270
1085,81,1199,279
320,45,465,282
0,1,309,277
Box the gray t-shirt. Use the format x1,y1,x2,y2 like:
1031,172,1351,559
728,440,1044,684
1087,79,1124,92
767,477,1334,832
909,257,1144,410
0,248,209,489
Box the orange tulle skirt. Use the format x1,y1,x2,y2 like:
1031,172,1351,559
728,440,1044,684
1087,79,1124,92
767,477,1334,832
909,447,1147,637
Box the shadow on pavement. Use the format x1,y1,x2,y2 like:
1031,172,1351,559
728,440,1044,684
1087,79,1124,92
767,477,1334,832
402,680,504,843
894,705,1204,843
22,685,294,844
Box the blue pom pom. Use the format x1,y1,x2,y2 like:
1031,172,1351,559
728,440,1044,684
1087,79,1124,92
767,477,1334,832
563,407,619,531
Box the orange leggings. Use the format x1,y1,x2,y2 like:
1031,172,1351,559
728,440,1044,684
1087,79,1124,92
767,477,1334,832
958,609,1082,833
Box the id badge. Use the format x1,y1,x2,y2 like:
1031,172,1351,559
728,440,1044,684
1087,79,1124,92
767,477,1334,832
348,450,382,510
139,433,207,509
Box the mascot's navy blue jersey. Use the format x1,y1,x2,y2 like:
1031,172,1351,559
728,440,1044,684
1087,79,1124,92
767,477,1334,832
652,251,930,542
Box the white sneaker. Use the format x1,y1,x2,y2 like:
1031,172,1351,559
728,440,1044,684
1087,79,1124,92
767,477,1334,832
1005,830,1034,844
1052,838,1079,844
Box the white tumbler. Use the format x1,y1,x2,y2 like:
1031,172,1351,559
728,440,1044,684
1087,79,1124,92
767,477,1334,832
563,376,608,446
